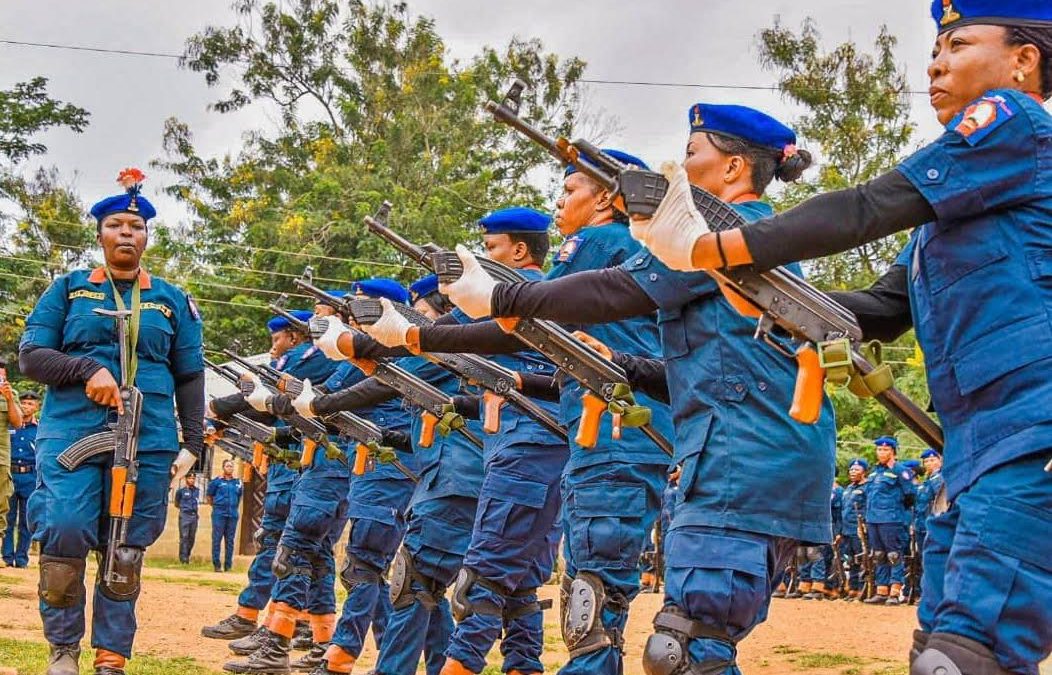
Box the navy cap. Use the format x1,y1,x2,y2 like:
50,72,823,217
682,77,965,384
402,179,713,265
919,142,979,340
351,278,409,305
849,458,870,471
565,148,649,177
921,448,942,459
409,274,440,302
902,459,923,477
267,310,312,333
932,0,1052,33
325,290,348,299
874,435,899,450
478,207,552,235
688,103,797,155
19,390,41,401
90,168,157,224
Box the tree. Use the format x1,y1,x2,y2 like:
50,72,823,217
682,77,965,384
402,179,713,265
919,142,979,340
756,19,934,468
156,0,591,352
0,77,89,168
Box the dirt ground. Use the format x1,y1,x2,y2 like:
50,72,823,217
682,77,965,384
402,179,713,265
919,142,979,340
0,557,934,675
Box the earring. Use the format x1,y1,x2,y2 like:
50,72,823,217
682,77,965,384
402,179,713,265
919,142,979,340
1015,70,1026,83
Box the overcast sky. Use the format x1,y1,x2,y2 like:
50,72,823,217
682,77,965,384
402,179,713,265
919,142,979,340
0,0,982,225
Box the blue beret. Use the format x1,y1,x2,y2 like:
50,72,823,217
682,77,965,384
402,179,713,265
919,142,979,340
849,458,869,471
921,448,942,460
409,274,440,302
90,168,157,224
932,0,1052,33
478,207,552,235
267,310,312,333
874,435,899,450
689,104,797,154
325,289,347,299
565,148,649,177
351,277,409,305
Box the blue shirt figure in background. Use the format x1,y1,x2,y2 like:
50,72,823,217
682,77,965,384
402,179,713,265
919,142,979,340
174,472,201,565
208,459,244,573
3,390,39,568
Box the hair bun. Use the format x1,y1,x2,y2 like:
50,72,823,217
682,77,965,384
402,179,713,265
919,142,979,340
775,148,813,182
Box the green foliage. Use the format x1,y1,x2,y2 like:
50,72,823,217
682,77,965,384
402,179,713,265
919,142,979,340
0,637,219,674
0,77,89,167
756,19,937,465
156,0,589,352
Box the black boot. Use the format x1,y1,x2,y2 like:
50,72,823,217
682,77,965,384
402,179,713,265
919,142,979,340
230,626,270,656
46,643,81,675
203,614,258,640
223,631,291,674
95,668,126,674
291,620,313,651
290,642,329,671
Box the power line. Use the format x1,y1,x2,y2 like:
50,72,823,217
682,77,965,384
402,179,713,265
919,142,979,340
0,39,182,59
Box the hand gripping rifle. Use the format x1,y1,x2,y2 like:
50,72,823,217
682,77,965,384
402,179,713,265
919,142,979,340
485,80,943,451
266,301,483,454
363,203,674,457
220,343,346,469
291,277,567,442
57,308,144,601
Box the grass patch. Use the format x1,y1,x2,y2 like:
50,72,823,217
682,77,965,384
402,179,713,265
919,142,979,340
774,644,803,655
0,574,23,584
0,637,220,674
870,666,909,675
145,556,247,574
841,668,861,675
795,652,866,669
144,574,242,594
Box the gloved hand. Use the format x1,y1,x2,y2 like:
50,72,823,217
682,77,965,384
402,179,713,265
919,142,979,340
244,373,270,412
312,316,353,361
439,244,496,319
629,161,710,271
361,298,412,347
292,380,317,418
170,448,196,484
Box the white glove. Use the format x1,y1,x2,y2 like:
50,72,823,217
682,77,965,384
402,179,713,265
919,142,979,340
361,298,412,347
244,373,270,412
313,316,353,361
292,379,317,418
631,162,710,271
170,448,196,483
439,244,497,319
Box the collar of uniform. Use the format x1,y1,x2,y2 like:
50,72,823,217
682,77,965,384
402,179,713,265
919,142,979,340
87,266,153,290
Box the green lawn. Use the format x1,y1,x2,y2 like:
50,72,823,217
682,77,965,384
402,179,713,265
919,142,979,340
144,556,248,574
0,638,220,674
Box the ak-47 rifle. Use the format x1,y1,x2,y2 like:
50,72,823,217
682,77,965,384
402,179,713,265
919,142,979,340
363,203,674,457
266,302,483,453
829,535,848,597
904,525,922,605
485,79,943,451
291,277,566,442
57,308,144,600
857,515,877,601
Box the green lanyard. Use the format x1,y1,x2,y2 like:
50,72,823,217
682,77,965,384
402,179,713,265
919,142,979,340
105,268,142,385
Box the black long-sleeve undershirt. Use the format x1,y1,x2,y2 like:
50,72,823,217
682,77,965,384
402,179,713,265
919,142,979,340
490,267,657,324
828,264,914,343
175,371,205,455
19,345,105,387
311,378,399,416
742,169,935,272
611,351,671,404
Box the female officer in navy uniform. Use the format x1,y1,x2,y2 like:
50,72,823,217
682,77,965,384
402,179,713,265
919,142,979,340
634,3,1052,672
437,104,835,675
19,169,204,675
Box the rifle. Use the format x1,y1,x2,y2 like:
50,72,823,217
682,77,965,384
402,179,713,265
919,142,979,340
485,79,943,452
782,555,799,598
829,536,848,597
291,278,566,442
57,308,144,599
651,517,664,594
904,525,922,605
267,302,483,453
363,203,674,457
857,515,876,600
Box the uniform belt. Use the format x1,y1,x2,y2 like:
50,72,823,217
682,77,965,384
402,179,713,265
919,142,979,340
11,465,34,474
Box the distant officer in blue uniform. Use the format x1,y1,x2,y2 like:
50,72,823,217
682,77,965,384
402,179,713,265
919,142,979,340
636,4,1052,669
19,169,204,675
174,473,201,564
862,436,915,606
209,460,243,573
803,481,845,601
440,110,834,674
840,459,869,601
3,390,39,568
201,311,312,645
914,449,943,542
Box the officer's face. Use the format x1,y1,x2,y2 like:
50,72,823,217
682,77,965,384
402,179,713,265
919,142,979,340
222,460,234,476
185,475,195,486
314,303,337,318
923,454,942,475
19,398,39,418
683,133,746,198
98,213,148,270
927,25,1041,125
482,233,527,268
413,298,442,320
876,445,895,466
555,173,606,236
270,329,297,359
849,466,864,483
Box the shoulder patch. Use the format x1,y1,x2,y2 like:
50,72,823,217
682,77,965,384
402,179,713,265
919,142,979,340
555,235,584,264
68,289,105,301
950,94,1014,146
186,294,201,321
302,345,318,360
141,302,173,319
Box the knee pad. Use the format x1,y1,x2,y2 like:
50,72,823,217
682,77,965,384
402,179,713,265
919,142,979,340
912,633,1011,675
871,550,887,565
38,554,86,608
450,567,484,622
887,551,902,566
910,630,930,666
307,551,333,581
805,546,822,562
98,546,145,602
272,544,310,580
389,546,443,611
643,606,736,675
561,572,626,659
338,554,381,593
